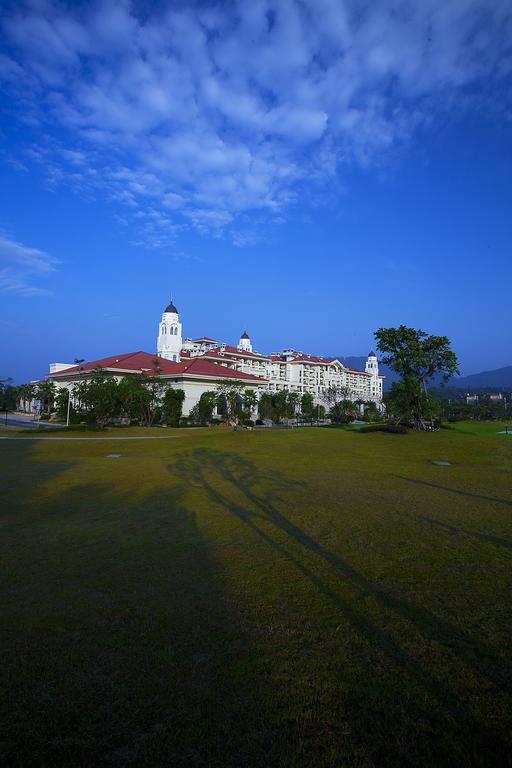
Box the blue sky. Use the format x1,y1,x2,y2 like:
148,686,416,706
1,0,511,383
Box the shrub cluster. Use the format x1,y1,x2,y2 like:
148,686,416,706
358,423,409,434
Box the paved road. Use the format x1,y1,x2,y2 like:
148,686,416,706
1,413,60,429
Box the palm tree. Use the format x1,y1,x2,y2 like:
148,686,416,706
16,383,35,413
35,381,56,415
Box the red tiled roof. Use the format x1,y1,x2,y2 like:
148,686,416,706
48,351,163,375
48,350,263,382
288,354,334,364
202,345,271,360
199,346,366,372
160,356,263,381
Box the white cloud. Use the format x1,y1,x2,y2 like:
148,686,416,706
0,235,57,296
1,0,511,245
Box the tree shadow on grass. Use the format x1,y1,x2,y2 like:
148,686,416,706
422,516,512,550
171,448,512,767
1,472,271,767
0,441,77,514
394,475,512,507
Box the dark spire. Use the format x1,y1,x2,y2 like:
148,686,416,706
165,294,178,313
240,330,250,339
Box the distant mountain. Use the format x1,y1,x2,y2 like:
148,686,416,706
329,357,512,392
451,366,512,390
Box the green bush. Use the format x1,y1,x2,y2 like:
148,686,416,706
161,388,185,426
358,423,408,434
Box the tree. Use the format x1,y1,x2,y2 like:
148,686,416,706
272,390,290,423
55,386,82,424
375,325,459,429
117,374,167,427
0,378,17,411
35,381,57,415
322,384,351,411
258,392,274,420
363,401,380,421
301,392,314,418
116,360,169,427
216,381,247,427
15,383,35,412
137,360,169,427
162,388,185,426
73,369,120,428
321,384,353,422
195,391,217,424
286,392,301,419
243,389,258,418
256,391,303,423
329,399,357,424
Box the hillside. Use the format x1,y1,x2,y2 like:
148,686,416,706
330,357,512,392
454,366,512,390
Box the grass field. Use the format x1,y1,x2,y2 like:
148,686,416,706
1,423,511,767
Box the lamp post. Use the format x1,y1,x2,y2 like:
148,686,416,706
66,388,71,427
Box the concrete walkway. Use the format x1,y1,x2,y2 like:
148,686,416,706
0,435,183,441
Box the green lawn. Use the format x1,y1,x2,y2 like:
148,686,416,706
1,424,511,767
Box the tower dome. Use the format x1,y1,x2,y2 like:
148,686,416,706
164,300,178,314
238,329,252,352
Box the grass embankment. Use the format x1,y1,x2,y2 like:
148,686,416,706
1,424,511,766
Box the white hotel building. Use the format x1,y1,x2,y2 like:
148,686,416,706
46,300,383,415
157,301,384,406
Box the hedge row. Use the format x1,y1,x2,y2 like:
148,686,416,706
358,423,409,434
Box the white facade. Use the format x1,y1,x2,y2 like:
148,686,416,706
182,335,219,354
49,362,74,374
48,369,260,418
197,347,383,405
157,301,182,362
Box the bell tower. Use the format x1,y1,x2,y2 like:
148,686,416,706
365,351,381,401
157,299,182,362
238,330,252,353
